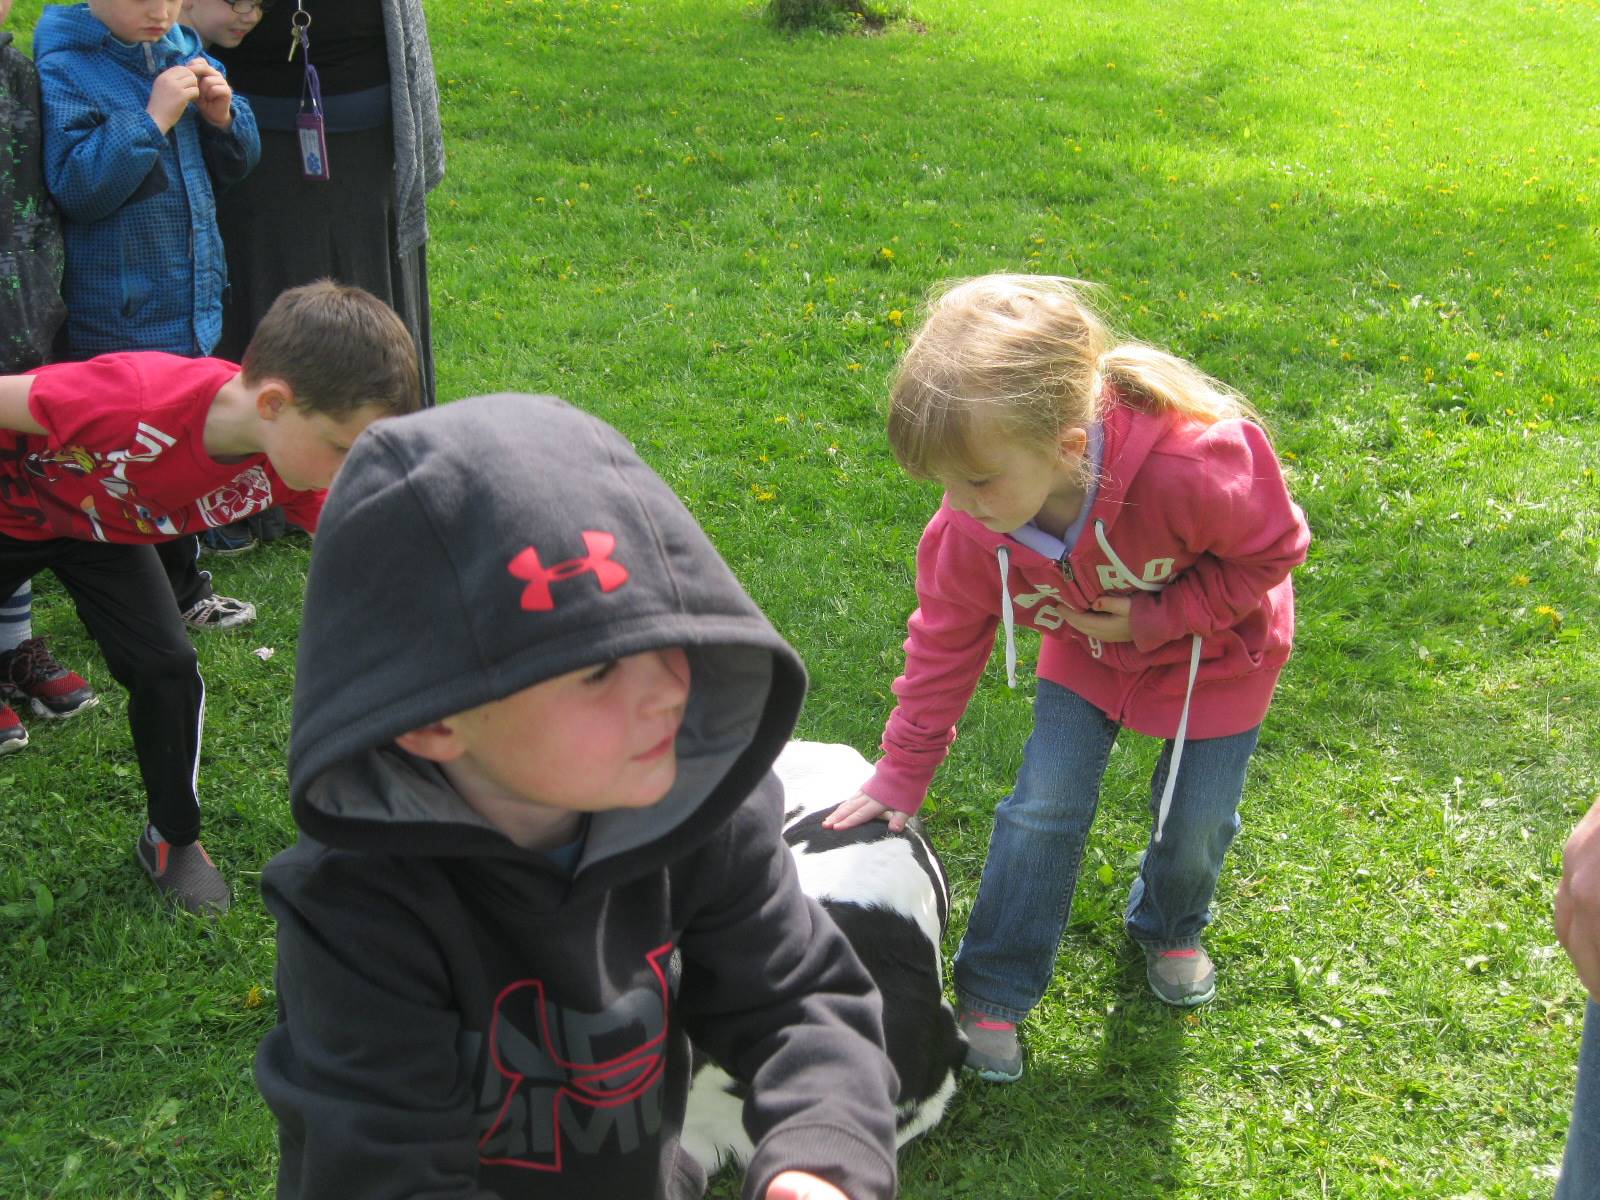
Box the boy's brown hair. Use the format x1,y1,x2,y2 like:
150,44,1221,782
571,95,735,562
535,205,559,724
241,281,422,418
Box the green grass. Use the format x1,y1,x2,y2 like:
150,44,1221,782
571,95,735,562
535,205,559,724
4,0,1599,1195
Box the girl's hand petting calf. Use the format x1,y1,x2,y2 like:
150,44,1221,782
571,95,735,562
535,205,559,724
823,792,908,833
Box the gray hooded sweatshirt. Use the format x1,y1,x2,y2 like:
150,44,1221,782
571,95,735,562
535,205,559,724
256,394,899,1200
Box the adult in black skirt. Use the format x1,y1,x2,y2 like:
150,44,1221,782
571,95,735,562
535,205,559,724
209,0,443,548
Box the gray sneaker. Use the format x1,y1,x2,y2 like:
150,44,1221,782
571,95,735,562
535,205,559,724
136,828,231,916
959,1010,1024,1083
180,592,257,631
1143,944,1216,1007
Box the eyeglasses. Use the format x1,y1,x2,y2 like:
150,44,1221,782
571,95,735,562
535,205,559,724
222,0,276,14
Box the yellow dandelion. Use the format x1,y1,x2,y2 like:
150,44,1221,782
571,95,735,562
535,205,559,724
1465,351,1481,362
752,487,776,502
847,362,863,371
887,309,904,326
1511,574,1530,587
879,247,895,261
245,984,265,1009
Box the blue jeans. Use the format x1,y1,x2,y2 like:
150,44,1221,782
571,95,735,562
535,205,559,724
952,679,1260,1023
1559,1001,1600,1198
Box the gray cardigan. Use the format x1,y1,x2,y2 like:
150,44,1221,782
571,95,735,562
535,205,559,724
382,0,445,254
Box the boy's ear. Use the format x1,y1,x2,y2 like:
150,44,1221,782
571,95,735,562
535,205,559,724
253,379,298,421
394,720,469,764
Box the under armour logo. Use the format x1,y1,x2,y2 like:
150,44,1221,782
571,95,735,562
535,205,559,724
507,531,629,612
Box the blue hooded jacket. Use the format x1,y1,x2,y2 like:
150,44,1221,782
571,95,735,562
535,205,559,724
34,5,259,356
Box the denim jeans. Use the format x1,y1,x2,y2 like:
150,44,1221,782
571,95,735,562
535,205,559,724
952,678,1260,1023
1559,1001,1600,1198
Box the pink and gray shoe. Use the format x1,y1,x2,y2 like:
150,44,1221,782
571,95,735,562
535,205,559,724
1144,944,1216,1007
959,1010,1024,1082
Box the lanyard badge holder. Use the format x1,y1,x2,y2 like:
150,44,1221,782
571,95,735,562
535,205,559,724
288,5,330,181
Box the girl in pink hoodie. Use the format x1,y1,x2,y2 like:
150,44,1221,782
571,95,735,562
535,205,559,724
825,275,1310,1083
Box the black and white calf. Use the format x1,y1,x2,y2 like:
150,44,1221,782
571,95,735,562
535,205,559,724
682,740,964,1175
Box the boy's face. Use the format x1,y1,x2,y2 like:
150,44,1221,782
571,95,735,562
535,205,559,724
180,0,264,48
89,0,185,43
257,398,387,492
444,648,693,818
0,1,14,29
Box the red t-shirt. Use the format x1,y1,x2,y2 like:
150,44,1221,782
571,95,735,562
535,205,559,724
0,353,324,543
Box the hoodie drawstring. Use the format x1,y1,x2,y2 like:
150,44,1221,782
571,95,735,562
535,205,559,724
1093,521,1202,843
997,545,1018,688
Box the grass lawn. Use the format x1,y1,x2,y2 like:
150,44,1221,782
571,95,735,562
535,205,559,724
4,0,1599,1195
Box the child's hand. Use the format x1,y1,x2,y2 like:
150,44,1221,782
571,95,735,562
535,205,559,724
146,65,201,133
822,791,908,833
766,1171,850,1200
187,59,235,129
1063,593,1134,642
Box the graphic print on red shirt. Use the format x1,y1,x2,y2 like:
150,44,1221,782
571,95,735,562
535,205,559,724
0,353,324,543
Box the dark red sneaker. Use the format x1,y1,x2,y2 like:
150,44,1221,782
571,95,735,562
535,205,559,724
0,702,26,755
0,637,99,719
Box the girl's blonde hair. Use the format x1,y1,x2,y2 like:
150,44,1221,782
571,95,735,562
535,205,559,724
887,274,1258,480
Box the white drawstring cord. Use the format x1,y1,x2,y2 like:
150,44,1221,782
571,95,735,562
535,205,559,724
1154,634,1203,843
1092,521,1202,843
996,546,1017,688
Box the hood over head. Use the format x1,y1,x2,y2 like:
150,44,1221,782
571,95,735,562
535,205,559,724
288,393,806,879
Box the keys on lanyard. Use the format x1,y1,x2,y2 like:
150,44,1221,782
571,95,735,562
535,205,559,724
287,2,311,62
286,2,330,180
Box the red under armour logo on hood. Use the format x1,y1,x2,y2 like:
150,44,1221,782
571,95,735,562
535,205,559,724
507,531,630,611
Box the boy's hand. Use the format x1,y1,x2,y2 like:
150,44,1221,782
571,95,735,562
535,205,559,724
1557,795,1600,1002
822,791,907,833
1063,593,1134,642
147,65,201,133
188,59,235,129
766,1171,850,1200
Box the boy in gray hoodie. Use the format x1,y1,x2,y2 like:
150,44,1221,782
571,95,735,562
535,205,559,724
257,393,900,1200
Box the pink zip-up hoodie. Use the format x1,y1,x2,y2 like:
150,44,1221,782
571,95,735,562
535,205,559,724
863,399,1311,817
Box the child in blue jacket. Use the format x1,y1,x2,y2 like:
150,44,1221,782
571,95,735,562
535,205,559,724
35,0,263,631
34,0,259,356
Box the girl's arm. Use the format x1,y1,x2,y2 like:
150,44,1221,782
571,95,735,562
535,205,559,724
858,513,1001,815
1127,419,1310,650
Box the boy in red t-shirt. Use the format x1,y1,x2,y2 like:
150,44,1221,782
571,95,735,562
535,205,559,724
0,280,421,915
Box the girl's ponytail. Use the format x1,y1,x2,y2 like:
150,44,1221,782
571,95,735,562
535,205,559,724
1097,343,1258,425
